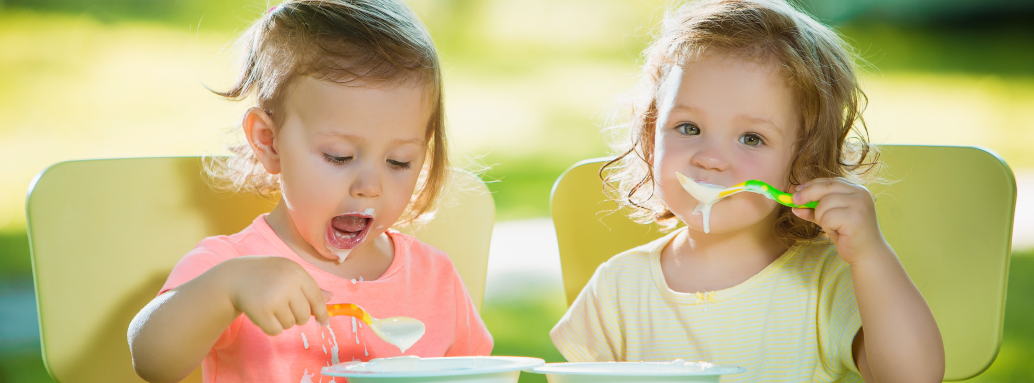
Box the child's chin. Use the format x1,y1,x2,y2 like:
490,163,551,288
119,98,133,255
319,251,345,261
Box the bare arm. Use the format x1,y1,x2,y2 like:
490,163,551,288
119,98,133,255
850,244,944,382
128,256,331,383
128,264,240,383
794,178,944,382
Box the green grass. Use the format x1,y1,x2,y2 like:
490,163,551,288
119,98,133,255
482,276,569,383
0,231,31,277
484,299,566,383
480,156,591,221
0,351,53,383
839,21,1034,76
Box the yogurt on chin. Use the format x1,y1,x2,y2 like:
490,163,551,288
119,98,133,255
328,247,352,263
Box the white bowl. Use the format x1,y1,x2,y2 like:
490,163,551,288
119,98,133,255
321,356,545,383
527,361,745,383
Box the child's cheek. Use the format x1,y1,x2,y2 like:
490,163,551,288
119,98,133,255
738,157,790,193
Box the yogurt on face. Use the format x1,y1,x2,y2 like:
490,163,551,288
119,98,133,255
329,248,352,263
675,172,729,234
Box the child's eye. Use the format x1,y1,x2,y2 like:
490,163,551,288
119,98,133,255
387,160,411,170
324,153,352,164
740,133,765,147
675,122,700,136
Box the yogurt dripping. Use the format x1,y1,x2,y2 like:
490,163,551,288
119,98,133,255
330,249,352,264
675,172,729,234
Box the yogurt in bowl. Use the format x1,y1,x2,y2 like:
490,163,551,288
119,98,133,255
322,356,545,383
528,359,744,383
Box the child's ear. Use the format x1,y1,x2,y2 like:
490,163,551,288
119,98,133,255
243,107,281,175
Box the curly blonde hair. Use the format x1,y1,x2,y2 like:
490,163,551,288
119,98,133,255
603,0,879,244
205,0,447,225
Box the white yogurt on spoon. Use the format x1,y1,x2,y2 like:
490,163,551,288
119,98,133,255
369,316,425,353
328,304,426,353
675,172,729,234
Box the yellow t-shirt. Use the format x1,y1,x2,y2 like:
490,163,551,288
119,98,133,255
550,228,863,382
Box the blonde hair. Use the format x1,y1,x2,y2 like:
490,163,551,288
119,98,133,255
206,0,447,225
603,0,879,244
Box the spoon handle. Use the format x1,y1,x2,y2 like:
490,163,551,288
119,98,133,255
741,180,818,209
327,303,373,325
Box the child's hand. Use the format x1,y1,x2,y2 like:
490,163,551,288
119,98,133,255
214,256,333,335
790,177,890,265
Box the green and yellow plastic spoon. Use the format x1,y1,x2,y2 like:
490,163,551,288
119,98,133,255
718,180,818,209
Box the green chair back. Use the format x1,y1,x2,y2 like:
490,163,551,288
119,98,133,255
26,157,495,383
549,145,1015,381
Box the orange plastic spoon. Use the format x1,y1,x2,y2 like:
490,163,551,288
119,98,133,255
327,303,374,325
326,303,426,353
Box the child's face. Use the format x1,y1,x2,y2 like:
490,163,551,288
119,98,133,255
652,53,799,235
272,77,431,261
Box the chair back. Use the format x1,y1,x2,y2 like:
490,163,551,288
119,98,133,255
26,157,494,383
549,145,1015,381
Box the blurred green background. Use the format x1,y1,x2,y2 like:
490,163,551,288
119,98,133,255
1,0,1033,382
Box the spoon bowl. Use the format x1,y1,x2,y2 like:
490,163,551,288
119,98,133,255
327,303,426,353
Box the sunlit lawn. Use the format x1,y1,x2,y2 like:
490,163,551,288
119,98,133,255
1,2,1034,382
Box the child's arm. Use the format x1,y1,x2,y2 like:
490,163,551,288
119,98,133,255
127,256,331,383
792,178,945,383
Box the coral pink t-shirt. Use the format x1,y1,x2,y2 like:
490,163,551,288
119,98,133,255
160,215,493,383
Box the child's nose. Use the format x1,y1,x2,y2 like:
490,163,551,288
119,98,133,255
350,163,382,198
692,144,729,171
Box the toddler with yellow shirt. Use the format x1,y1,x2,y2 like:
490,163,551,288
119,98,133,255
550,1,944,382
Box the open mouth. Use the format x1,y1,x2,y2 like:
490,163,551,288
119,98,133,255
326,213,373,251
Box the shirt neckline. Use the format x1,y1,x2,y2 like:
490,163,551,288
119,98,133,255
252,214,406,283
648,226,801,304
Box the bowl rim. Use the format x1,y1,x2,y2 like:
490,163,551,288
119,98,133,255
321,356,545,378
527,361,746,376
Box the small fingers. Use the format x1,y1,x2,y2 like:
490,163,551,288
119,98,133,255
793,177,832,192
288,293,311,327
247,312,285,336
793,178,862,206
792,207,815,222
817,206,870,239
794,177,855,191
810,193,854,226
301,282,331,327
793,192,852,228
793,178,835,205
273,306,297,331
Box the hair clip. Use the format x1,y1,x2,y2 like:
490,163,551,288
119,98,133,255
267,4,282,14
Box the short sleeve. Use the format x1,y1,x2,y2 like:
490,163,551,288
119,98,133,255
158,237,242,350
445,269,494,356
816,246,863,378
550,263,624,362
159,238,239,295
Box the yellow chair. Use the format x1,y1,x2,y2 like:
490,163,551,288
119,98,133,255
550,145,1015,381
25,157,495,383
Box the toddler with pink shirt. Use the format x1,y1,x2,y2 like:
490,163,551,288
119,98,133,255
127,1,491,382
